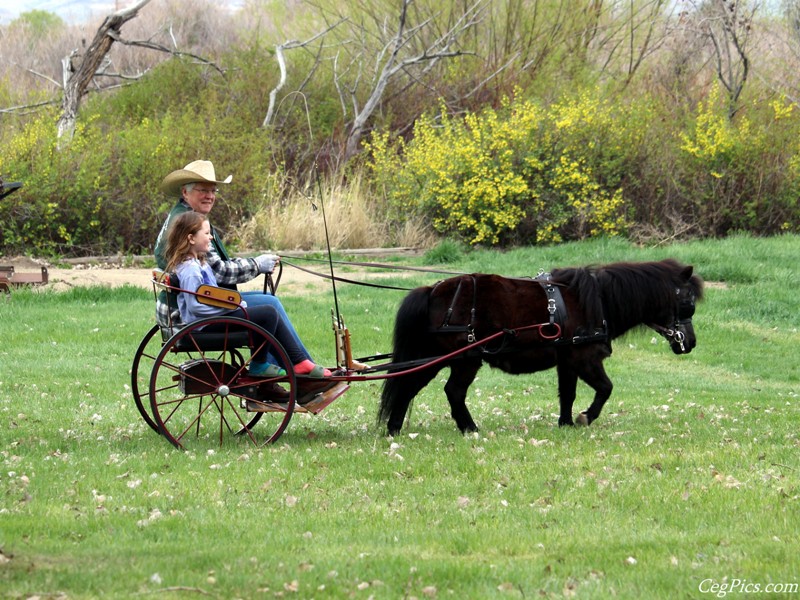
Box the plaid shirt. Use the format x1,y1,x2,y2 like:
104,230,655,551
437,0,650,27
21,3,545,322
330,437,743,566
153,199,261,326
205,245,259,286
155,293,179,328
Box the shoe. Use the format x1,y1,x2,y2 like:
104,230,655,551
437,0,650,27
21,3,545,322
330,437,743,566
257,381,290,402
248,363,286,378
295,364,331,378
296,378,337,402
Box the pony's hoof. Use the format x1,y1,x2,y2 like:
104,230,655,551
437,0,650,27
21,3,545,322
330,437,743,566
575,412,589,426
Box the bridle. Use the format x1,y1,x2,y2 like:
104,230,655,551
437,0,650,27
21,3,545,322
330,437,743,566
647,286,696,352
648,321,689,352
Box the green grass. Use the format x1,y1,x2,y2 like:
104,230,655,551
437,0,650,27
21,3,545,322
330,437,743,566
1,235,799,599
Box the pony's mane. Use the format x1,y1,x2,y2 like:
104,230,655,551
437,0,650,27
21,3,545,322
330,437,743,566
548,266,604,331
550,259,703,339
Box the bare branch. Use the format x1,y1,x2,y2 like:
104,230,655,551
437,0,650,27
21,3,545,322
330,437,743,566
0,99,60,115
699,0,756,117
13,65,62,89
344,0,488,160
107,31,225,74
262,19,347,128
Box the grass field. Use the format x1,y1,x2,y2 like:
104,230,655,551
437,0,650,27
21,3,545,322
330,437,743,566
1,234,798,599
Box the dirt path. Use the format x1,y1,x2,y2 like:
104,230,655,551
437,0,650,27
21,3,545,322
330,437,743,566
1,254,418,295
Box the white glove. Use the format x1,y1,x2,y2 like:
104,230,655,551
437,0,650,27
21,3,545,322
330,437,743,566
240,300,248,309
254,253,279,274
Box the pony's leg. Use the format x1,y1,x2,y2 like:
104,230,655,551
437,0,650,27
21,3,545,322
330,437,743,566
574,361,613,426
444,359,481,433
382,369,440,436
556,361,579,426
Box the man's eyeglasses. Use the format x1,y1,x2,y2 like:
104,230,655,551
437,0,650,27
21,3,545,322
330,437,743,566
193,187,218,196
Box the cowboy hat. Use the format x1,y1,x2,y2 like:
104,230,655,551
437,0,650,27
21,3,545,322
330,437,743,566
160,160,233,195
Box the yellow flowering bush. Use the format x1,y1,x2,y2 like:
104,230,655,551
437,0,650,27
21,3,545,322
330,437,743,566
679,85,743,178
0,112,60,251
1,113,113,253
0,85,277,255
676,84,799,235
367,92,631,245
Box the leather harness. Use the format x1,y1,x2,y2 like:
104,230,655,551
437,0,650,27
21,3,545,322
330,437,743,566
432,272,609,350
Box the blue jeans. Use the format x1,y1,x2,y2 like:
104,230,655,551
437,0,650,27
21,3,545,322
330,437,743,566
241,292,311,364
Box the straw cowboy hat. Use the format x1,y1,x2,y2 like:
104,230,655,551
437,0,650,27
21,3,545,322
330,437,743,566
160,160,233,196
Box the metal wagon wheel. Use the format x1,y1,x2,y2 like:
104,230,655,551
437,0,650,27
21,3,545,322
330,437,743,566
132,324,259,434
149,317,296,450
131,324,162,432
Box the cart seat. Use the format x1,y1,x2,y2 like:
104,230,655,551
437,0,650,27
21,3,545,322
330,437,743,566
152,269,253,351
169,329,253,352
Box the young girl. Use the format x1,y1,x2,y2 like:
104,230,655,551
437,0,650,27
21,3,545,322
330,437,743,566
165,211,330,378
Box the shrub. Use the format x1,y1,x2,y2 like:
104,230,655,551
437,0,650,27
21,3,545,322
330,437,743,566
676,85,800,236
0,58,280,256
366,92,632,246
0,111,111,255
422,239,468,264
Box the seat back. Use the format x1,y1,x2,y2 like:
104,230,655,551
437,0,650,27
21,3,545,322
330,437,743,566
152,269,182,335
151,269,251,350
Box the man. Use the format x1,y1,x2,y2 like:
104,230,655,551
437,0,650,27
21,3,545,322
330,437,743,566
154,160,322,376
155,159,276,289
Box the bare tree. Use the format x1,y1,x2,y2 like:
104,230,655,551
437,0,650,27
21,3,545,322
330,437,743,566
698,0,757,118
341,0,486,160
268,0,488,162
588,0,673,86
57,0,153,143
758,0,800,104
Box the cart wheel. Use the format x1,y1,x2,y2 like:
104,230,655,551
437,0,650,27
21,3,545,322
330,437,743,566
132,325,254,433
131,324,161,432
149,317,296,450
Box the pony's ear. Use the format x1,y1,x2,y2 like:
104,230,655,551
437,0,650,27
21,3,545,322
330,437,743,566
681,265,694,280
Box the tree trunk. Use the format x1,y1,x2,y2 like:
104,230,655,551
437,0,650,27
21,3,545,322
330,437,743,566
56,0,152,145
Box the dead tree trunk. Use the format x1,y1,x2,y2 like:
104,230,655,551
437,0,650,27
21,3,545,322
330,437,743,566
57,0,152,144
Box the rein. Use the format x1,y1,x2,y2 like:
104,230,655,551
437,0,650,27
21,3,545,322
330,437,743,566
282,254,466,276
279,257,458,291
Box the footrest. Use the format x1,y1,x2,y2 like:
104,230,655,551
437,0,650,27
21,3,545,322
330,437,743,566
245,382,349,415
246,399,291,413
296,382,349,414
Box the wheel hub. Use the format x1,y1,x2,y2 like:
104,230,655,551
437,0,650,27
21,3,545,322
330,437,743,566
218,385,230,396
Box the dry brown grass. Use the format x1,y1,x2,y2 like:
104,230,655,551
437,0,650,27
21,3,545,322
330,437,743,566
239,172,436,251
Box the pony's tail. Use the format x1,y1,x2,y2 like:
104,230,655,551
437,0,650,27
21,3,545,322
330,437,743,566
378,285,433,424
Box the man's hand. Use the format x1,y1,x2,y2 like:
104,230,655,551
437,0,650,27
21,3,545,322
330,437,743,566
254,253,280,274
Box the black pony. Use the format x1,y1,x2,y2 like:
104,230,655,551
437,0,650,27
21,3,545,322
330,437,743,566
378,259,703,435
